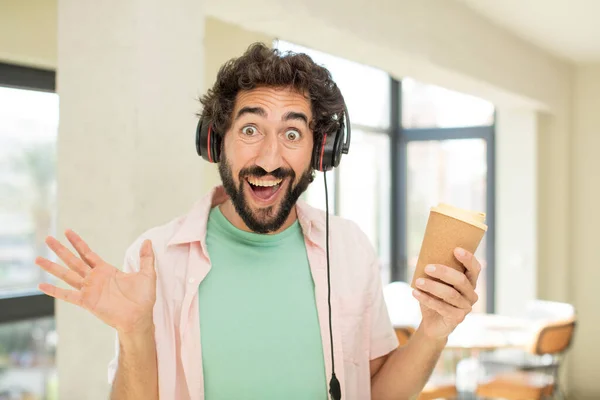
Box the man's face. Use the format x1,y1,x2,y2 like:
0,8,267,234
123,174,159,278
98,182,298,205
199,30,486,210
218,86,315,234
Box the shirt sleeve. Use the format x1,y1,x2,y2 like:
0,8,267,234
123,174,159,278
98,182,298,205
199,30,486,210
368,255,399,360
107,240,143,385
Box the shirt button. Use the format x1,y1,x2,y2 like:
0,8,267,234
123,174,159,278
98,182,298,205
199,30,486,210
188,278,195,284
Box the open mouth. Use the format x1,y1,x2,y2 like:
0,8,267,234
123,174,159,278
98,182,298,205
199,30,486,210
246,176,284,202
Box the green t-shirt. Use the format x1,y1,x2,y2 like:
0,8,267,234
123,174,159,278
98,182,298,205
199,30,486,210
199,206,327,400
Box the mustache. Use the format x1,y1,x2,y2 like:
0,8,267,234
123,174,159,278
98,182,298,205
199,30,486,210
239,166,295,180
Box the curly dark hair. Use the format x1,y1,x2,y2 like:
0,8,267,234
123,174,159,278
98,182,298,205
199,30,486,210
199,42,346,143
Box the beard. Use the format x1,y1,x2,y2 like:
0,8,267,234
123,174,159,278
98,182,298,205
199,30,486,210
218,152,314,234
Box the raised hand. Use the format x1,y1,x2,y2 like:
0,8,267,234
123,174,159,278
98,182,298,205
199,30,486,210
412,247,481,339
36,230,157,334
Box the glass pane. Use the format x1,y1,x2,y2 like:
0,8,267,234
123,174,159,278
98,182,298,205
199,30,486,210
0,317,57,400
402,77,494,128
302,171,336,214
0,87,59,295
406,139,488,312
337,130,391,284
275,40,391,130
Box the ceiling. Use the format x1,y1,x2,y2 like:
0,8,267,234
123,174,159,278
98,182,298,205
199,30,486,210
457,0,600,63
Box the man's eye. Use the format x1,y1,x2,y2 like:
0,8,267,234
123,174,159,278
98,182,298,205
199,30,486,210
286,130,300,141
242,126,257,136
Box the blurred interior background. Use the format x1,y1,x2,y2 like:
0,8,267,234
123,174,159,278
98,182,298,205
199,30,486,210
0,0,598,399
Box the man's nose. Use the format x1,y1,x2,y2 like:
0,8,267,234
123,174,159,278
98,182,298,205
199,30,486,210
254,133,283,173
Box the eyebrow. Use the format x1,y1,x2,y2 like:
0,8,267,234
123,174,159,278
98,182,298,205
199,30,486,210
234,106,309,126
283,111,309,126
235,106,267,120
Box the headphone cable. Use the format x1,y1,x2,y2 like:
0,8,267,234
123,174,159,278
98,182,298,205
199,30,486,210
324,171,341,400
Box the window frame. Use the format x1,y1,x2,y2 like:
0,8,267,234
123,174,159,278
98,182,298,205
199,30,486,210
0,62,56,325
390,78,496,313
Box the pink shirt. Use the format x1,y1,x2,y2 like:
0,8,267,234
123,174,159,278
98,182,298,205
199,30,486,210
108,186,398,399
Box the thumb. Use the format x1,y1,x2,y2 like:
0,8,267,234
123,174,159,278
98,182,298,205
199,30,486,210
138,239,156,275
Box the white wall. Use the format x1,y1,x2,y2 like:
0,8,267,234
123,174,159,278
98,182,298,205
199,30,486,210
569,64,600,398
0,0,57,68
495,109,537,316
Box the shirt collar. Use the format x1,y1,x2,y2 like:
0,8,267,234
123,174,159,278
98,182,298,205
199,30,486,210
167,185,327,251
167,186,228,247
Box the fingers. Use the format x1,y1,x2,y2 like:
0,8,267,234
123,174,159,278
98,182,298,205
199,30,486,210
45,235,91,278
454,247,482,288
415,277,472,310
38,283,83,308
424,264,479,305
65,229,104,268
36,257,83,290
138,240,156,276
413,289,467,323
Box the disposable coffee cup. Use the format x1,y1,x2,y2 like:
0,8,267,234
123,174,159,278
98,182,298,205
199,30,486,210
410,203,488,289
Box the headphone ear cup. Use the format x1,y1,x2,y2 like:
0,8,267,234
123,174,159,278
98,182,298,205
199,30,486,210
331,121,345,168
196,118,220,163
312,132,336,172
313,120,346,171
211,128,222,163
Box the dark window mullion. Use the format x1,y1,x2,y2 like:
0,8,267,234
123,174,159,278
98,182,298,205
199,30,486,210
0,62,56,92
0,293,54,324
485,120,496,313
390,77,406,282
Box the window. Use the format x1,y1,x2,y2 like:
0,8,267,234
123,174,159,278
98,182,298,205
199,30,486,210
337,129,391,283
0,86,59,294
0,317,57,400
0,63,58,400
402,77,494,128
406,139,489,312
399,77,495,313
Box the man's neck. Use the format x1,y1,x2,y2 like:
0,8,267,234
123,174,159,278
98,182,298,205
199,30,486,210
218,200,298,235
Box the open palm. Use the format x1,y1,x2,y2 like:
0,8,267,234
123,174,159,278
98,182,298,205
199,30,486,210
36,229,156,334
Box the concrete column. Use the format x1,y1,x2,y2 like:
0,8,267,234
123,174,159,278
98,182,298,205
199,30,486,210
56,1,204,398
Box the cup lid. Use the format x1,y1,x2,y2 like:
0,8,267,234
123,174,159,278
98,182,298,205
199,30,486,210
431,203,488,231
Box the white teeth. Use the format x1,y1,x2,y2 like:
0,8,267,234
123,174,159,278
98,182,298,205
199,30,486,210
247,177,282,187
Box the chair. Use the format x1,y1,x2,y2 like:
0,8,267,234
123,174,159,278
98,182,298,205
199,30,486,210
476,371,554,399
476,319,576,399
479,301,576,372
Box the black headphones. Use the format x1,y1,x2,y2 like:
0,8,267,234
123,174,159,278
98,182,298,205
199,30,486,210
195,105,351,171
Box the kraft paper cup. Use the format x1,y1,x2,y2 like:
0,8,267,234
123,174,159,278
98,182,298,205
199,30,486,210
410,203,488,289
